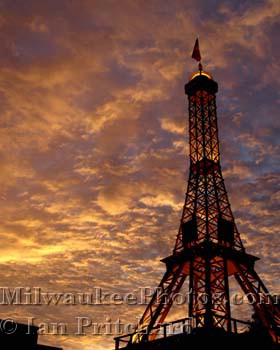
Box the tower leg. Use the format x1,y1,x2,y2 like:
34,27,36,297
133,263,187,343
234,263,280,343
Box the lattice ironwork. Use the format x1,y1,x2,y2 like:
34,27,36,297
173,76,243,253
234,263,280,343
120,68,280,347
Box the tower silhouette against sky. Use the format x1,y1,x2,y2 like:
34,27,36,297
115,42,280,350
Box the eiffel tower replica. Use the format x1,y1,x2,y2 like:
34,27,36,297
114,40,280,350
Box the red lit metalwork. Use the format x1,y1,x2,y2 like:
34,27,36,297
115,66,280,349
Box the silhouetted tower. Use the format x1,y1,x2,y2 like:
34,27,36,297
115,42,280,349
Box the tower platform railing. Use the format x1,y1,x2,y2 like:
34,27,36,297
114,316,252,350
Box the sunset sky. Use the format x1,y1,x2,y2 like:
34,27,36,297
0,0,279,349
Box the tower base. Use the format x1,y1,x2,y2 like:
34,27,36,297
119,328,279,350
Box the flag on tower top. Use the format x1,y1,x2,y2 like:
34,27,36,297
191,38,201,62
